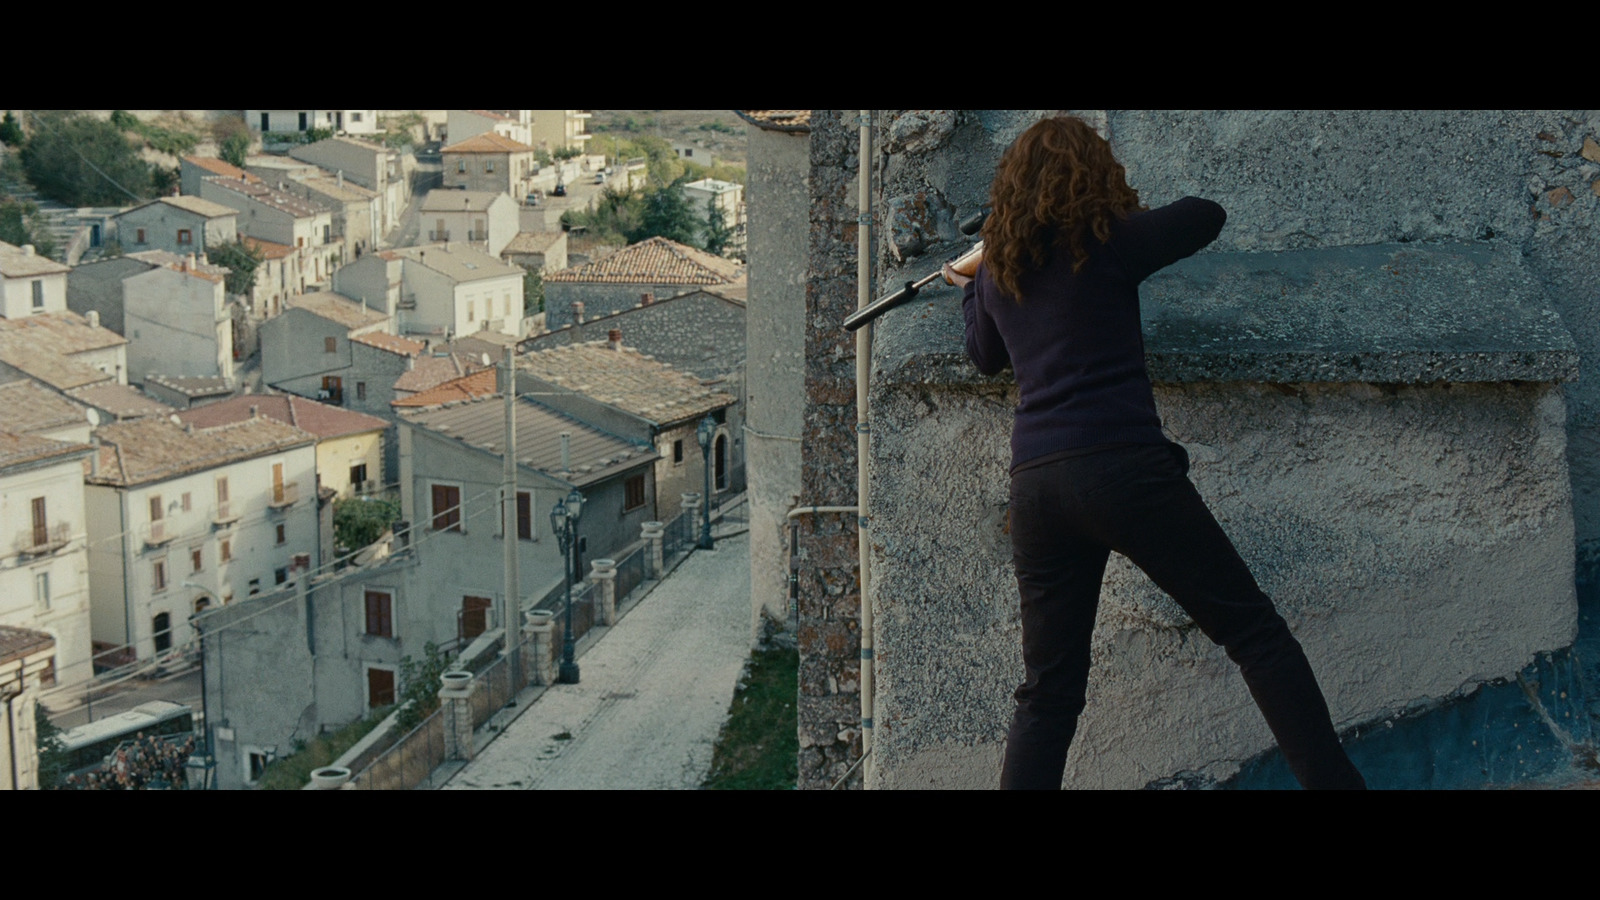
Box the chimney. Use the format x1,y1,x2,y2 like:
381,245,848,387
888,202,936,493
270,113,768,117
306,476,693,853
249,405,259,418
21,244,34,257
90,435,101,477
572,301,584,324
86,310,100,328
640,292,654,306
608,328,622,351
560,431,571,472
337,170,344,189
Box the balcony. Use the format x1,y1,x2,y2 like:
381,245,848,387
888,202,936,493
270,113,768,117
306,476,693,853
429,230,451,241
212,502,240,527
143,520,176,548
15,522,71,558
268,482,300,511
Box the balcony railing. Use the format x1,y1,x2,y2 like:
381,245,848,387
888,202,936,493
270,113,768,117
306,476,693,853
212,502,240,527
15,522,71,557
268,482,300,510
143,520,175,548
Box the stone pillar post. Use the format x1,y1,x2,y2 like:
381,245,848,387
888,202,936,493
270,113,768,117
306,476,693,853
590,558,618,625
641,521,665,579
682,492,702,553
438,671,477,761
526,610,556,686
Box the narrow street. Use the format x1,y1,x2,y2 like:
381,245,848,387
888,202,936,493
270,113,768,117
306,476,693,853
444,533,751,790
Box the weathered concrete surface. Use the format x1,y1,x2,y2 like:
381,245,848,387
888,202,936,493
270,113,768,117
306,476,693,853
860,109,1589,789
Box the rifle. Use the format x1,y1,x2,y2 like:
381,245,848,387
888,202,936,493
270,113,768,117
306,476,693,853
842,210,987,333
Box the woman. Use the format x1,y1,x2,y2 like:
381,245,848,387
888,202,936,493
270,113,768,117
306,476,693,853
946,116,1365,790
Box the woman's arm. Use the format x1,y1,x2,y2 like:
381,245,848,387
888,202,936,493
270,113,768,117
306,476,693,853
1114,197,1227,283
961,267,1010,376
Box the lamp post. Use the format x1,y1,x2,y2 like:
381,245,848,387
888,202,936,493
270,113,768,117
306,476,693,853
696,415,715,550
550,488,585,684
182,581,216,790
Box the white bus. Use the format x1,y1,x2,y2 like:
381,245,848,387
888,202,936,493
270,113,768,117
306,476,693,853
57,701,195,776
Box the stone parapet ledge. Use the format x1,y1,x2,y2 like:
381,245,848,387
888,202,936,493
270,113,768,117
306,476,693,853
871,241,1578,391
863,239,1579,790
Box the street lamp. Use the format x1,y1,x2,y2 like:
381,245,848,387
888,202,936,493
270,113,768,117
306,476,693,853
182,581,216,790
550,487,585,684
696,415,716,550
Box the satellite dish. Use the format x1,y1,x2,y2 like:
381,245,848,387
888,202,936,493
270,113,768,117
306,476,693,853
86,408,102,427
481,353,491,367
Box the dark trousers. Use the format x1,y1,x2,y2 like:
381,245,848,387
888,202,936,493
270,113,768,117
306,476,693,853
1002,442,1366,790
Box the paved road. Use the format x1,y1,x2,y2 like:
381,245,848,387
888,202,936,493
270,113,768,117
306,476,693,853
45,667,202,732
444,533,751,790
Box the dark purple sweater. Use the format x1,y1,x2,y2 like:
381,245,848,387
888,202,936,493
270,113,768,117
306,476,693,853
963,197,1226,471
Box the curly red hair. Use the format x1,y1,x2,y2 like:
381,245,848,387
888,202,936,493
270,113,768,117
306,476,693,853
981,116,1143,300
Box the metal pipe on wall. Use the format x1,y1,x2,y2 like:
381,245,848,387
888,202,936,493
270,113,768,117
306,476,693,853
855,110,875,784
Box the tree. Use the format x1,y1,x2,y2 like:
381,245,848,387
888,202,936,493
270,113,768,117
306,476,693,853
0,196,58,258
220,132,250,168
35,702,66,790
524,268,544,316
703,197,733,257
333,497,400,553
19,111,152,206
629,179,699,246
207,238,264,296
395,642,450,730
0,111,22,146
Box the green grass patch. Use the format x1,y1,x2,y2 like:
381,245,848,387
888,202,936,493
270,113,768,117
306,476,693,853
256,711,389,790
702,644,798,790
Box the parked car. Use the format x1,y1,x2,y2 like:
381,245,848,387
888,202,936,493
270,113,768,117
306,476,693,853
553,183,567,197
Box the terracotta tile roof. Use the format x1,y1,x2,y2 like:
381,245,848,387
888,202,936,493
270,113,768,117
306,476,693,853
443,133,535,154
420,190,504,212
350,332,426,357
502,231,564,255
183,156,261,182
402,396,656,488
0,429,93,472
64,382,176,420
0,240,70,278
392,367,498,408
543,236,744,286
176,394,388,440
0,625,54,663
734,110,812,133
288,293,389,330
0,380,90,434
142,374,235,398
518,341,735,426
88,415,314,487
393,353,487,394
204,176,322,219
0,313,125,390
156,195,240,219
242,236,295,259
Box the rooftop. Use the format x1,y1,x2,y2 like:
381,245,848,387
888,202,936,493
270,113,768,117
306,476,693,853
302,174,379,202
65,382,177,420
88,415,315,487
543,236,744,286
350,331,426,357
443,133,536,154
182,156,261,182
152,195,240,219
0,380,89,434
203,176,323,219
391,367,497,408
0,313,126,390
502,231,565,255
288,293,389,330
142,374,236,398
394,352,487,394
420,189,506,213
0,240,70,278
242,236,295,259
176,393,389,440
0,625,54,664
126,250,229,284
734,110,812,133
390,243,524,283
518,341,735,426
402,395,656,488
0,430,93,473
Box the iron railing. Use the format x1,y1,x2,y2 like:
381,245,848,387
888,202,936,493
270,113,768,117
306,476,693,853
347,710,445,790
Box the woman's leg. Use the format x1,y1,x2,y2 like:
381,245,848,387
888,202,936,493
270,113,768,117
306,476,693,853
1086,447,1366,789
1002,465,1113,789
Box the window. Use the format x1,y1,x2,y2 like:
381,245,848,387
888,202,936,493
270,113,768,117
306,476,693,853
275,523,286,545
467,300,474,323
220,539,232,562
135,228,147,244
486,160,495,173
461,596,491,640
260,112,270,132
181,492,191,512
152,613,171,653
298,112,308,131
34,572,49,610
365,590,393,638
325,336,337,353
39,657,55,687
153,559,167,592
368,668,395,708
31,280,44,309
216,476,229,504
356,382,366,401
31,497,47,547
351,112,364,123
673,440,684,466
350,464,367,491
275,567,287,585
624,474,646,512
177,229,193,245
457,160,467,173
191,547,203,573
149,494,163,522
249,577,260,596
297,237,304,248
432,484,461,532
517,491,532,540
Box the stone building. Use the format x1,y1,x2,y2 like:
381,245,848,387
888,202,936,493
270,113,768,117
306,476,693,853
0,240,69,319
113,197,238,258
777,109,1600,790
541,236,745,331
519,287,744,383
0,626,56,790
